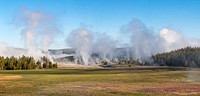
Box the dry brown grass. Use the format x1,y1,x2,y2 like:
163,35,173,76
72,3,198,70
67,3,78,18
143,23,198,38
143,83,200,95
42,82,155,94
41,81,200,96
0,75,22,81
58,63,101,69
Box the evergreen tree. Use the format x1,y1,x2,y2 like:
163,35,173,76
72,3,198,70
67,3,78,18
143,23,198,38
53,63,58,68
28,57,35,69
0,55,57,70
43,63,47,69
152,47,200,67
17,57,22,70
0,56,5,70
36,60,42,69
7,56,14,70
21,55,28,70
49,62,53,69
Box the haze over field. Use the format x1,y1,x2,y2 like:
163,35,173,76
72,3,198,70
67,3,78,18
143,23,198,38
1,0,200,65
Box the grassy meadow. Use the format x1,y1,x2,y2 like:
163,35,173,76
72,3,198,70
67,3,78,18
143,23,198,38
0,66,200,96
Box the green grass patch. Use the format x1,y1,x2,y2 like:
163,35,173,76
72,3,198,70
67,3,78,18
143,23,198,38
0,67,199,96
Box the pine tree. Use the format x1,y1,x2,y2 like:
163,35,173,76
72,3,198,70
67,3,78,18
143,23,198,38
49,62,53,69
36,60,42,69
17,57,22,70
28,57,35,69
21,55,28,70
7,56,14,70
43,63,47,69
0,56,5,70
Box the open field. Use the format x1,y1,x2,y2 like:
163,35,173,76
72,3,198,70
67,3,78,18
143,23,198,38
0,66,200,96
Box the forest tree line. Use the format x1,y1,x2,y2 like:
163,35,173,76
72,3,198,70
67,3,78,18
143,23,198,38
152,47,200,67
0,55,57,70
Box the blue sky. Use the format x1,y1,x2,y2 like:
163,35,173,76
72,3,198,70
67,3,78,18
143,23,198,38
0,0,200,49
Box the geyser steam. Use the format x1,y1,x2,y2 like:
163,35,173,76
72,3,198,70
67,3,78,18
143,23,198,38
121,19,155,61
92,33,117,62
158,28,188,52
66,26,118,65
158,28,200,52
67,27,93,65
120,19,200,62
17,8,60,59
66,19,200,65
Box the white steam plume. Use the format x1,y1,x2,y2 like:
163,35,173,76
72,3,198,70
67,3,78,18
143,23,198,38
92,33,117,61
0,43,9,57
67,27,93,65
17,8,60,59
121,19,155,61
66,26,118,65
0,43,27,57
67,19,200,65
158,28,189,52
157,28,200,53
121,19,200,62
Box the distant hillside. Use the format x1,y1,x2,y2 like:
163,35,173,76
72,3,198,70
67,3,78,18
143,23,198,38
48,48,76,55
152,47,200,67
49,48,129,63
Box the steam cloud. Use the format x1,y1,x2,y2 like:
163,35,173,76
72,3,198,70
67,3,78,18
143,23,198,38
17,8,60,59
66,19,200,65
0,8,61,60
0,8,199,65
67,27,93,65
0,43,9,56
121,19,156,61
66,26,118,65
92,33,117,62
122,19,200,61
